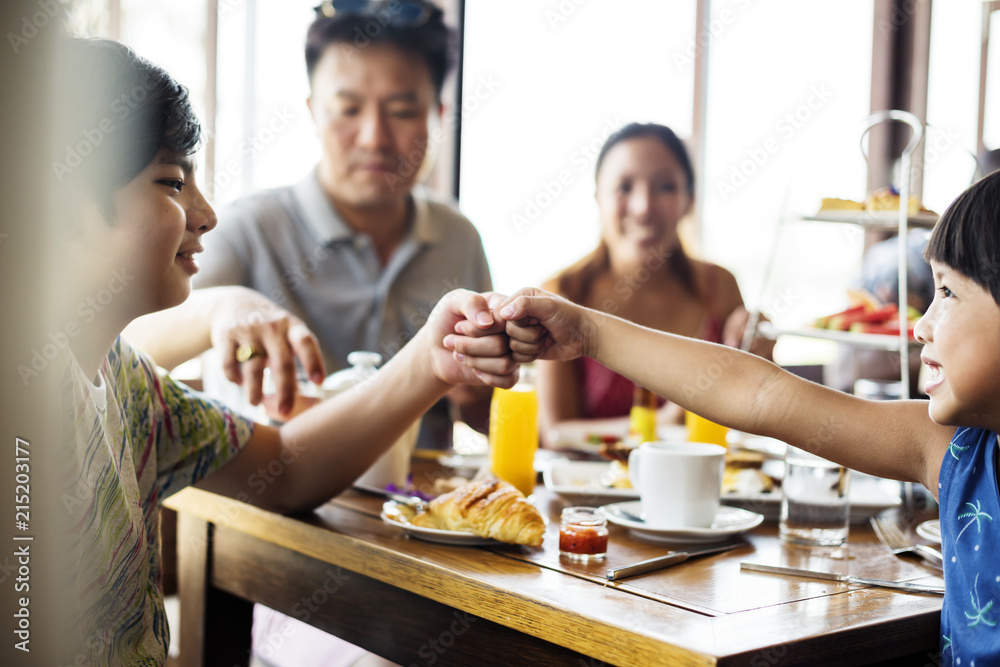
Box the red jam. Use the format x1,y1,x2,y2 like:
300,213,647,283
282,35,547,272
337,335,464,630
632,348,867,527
559,506,609,560
559,525,609,555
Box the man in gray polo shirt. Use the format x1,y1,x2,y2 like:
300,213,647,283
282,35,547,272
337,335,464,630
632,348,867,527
196,1,491,450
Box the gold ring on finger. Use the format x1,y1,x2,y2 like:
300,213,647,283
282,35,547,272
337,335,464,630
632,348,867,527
235,344,264,363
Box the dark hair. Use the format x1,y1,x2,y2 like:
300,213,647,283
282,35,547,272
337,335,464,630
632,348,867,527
305,1,453,100
595,122,695,196
53,37,201,222
555,123,698,303
924,170,1000,306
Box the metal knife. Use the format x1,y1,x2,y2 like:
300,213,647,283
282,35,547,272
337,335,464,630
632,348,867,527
740,561,945,595
606,542,744,581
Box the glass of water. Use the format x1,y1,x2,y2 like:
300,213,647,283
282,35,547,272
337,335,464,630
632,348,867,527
779,446,851,546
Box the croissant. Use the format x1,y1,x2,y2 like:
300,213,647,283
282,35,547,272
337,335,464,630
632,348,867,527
411,478,545,546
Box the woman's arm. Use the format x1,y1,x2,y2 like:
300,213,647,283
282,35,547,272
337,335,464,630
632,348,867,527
196,290,517,513
709,264,775,361
492,288,951,492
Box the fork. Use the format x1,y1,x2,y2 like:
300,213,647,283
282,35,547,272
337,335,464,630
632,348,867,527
870,516,944,568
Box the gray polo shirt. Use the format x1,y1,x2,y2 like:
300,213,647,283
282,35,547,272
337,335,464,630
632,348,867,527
195,167,492,446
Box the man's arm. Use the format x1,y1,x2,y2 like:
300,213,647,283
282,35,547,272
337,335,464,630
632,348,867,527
123,286,325,416
197,290,517,513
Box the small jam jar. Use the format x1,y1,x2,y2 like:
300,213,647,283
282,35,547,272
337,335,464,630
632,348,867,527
559,506,609,561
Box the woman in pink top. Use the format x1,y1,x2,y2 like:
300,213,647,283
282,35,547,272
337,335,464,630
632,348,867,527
538,123,773,441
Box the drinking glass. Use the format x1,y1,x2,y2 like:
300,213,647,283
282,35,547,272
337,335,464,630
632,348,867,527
779,446,851,546
685,410,729,448
488,366,538,497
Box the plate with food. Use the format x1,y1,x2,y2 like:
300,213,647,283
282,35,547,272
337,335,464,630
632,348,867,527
381,501,497,546
380,478,546,547
601,501,764,544
545,420,687,455
543,459,638,504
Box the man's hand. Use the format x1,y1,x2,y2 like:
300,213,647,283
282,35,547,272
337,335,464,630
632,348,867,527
210,288,325,416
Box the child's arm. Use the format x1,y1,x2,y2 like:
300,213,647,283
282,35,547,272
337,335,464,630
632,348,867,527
195,290,517,513
489,288,952,493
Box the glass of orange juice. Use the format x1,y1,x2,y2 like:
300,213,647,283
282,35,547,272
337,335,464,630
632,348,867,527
685,410,729,448
488,367,539,497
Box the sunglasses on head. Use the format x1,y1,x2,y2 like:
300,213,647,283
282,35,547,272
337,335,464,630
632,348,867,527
313,0,439,28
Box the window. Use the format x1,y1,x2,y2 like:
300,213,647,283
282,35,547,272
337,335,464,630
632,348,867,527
459,1,697,293
925,0,989,212
701,1,874,365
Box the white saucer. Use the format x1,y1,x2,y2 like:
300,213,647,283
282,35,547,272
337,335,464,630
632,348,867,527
602,501,764,544
916,519,941,544
380,500,497,546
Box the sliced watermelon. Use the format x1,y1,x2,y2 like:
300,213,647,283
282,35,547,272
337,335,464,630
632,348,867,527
849,321,916,337
828,304,898,330
815,304,866,329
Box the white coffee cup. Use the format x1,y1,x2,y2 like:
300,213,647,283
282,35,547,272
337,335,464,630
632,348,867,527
628,441,726,529
355,418,421,490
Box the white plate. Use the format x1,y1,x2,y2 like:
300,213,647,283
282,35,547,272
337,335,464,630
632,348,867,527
380,501,497,546
722,476,902,524
546,420,687,454
602,501,764,544
543,459,638,504
916,519,941,544
731,434,787,459
437,453,490,478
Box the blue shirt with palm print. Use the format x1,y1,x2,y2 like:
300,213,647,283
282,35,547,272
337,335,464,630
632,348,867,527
938,426,1000,666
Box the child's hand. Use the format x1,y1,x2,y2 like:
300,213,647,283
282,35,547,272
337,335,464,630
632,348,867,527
431,290,518,388
497,288,594,364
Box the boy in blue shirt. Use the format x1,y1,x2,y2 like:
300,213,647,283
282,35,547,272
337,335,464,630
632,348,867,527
474,171,1000,666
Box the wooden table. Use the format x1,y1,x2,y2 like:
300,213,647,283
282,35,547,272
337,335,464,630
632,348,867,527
165,462,944,666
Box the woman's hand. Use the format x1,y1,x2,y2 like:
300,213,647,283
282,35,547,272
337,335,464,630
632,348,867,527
209,288,325,415
721,305,775,361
